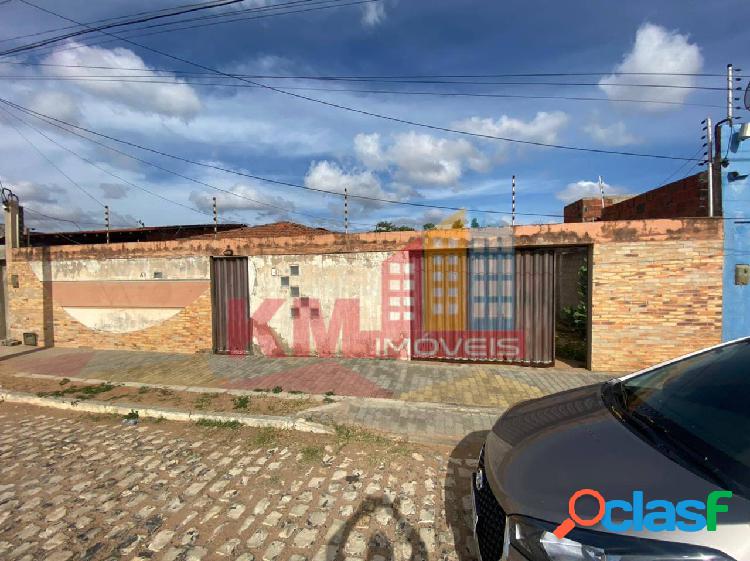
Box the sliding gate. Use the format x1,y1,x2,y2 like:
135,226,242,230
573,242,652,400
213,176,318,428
410,247,555,365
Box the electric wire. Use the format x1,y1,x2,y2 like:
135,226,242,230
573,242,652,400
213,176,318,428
4,0,376,58
0,97,566,218
0,74,725,109
12,1,702,163
0,104,216,221
656,146,706,187
0,100,379,227
0,0,252,44
0,107,108,209
0,0,247,56
0,61,730,79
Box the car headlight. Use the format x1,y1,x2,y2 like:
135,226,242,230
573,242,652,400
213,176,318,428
508,516,732,561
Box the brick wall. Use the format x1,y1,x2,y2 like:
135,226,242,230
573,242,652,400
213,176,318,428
601,172,722,221
590,237,723,371
6,259,213,353
564,196,633,223
6,219,725,372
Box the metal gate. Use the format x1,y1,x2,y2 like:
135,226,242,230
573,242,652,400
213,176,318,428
410,247,555,365
514,249,555,366
211,257,251,354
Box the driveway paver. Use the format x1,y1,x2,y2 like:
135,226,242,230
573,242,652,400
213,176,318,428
0,348,615,408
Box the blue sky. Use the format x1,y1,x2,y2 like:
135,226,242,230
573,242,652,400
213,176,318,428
0,0,747,231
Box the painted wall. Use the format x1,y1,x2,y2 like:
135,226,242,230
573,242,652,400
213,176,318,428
6,219,724,371
7,256,212,352
721,123,750,341
249,251,411,359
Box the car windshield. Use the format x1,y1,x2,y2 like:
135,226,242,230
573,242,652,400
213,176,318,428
613,339,750,495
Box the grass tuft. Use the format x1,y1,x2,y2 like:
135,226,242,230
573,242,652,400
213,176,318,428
232,395,250,410
299,445,324,464
252,426,279,446
38,382,116,400
195,418,241,429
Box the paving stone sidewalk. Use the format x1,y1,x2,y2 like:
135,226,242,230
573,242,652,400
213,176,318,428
0,403,483,561
0,348,616,408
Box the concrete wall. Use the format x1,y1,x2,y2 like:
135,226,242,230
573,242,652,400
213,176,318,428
721,123,750,341
248,251,407,358
6,219,724,371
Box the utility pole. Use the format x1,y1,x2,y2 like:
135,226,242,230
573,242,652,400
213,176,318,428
598,176,605,209
511,175,516,226
703,117,714,217
728,64,734,123
212,196,218,238
104,205,110,244
344,186,349,235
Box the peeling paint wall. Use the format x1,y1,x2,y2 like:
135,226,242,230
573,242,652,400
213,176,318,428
249,252,392,358
8,256,212,351
6,218,725,371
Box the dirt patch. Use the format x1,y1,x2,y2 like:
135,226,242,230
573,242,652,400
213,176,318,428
0,373,314,416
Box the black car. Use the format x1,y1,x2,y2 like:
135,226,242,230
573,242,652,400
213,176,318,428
472,338,750,561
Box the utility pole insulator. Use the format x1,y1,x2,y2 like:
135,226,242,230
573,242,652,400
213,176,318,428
344,187,349,235
511,175,516,227
104,205,110,244
212,196,218,239
705,116,714,217
728,64,734,123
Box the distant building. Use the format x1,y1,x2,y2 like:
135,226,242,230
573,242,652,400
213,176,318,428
564,171,722,223
563,195,634,223
6,223,247,247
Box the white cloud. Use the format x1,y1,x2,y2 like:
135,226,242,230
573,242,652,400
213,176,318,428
353,131,488,186
98,182,128,200
2,178,59,204
362,3,386,27
43,42,202,120
598,23,703,109
354,132,387,170
583,121,639,146
189,183,294,218
28,91,81,125
304,160,385,199
453,111,570,145
557,179,624,203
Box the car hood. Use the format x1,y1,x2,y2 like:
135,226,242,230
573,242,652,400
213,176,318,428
484,383,750,559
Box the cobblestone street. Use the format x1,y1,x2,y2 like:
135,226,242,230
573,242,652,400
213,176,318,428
0,404,481,561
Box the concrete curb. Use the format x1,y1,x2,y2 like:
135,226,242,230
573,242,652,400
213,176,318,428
11,372,508,412
0,390,333,434
12,373,342,403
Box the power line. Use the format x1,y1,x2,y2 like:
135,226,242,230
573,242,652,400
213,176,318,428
0,0,246,57
6,0,375,58
0,73,727,92
22,205,103,229
656,146,705,187
0,74,725,109
0,0,248,44
0,99,380,226
1,104,217,221
0,105,107,209
11,1,702,163
0,98,565,218
0,61,729,79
